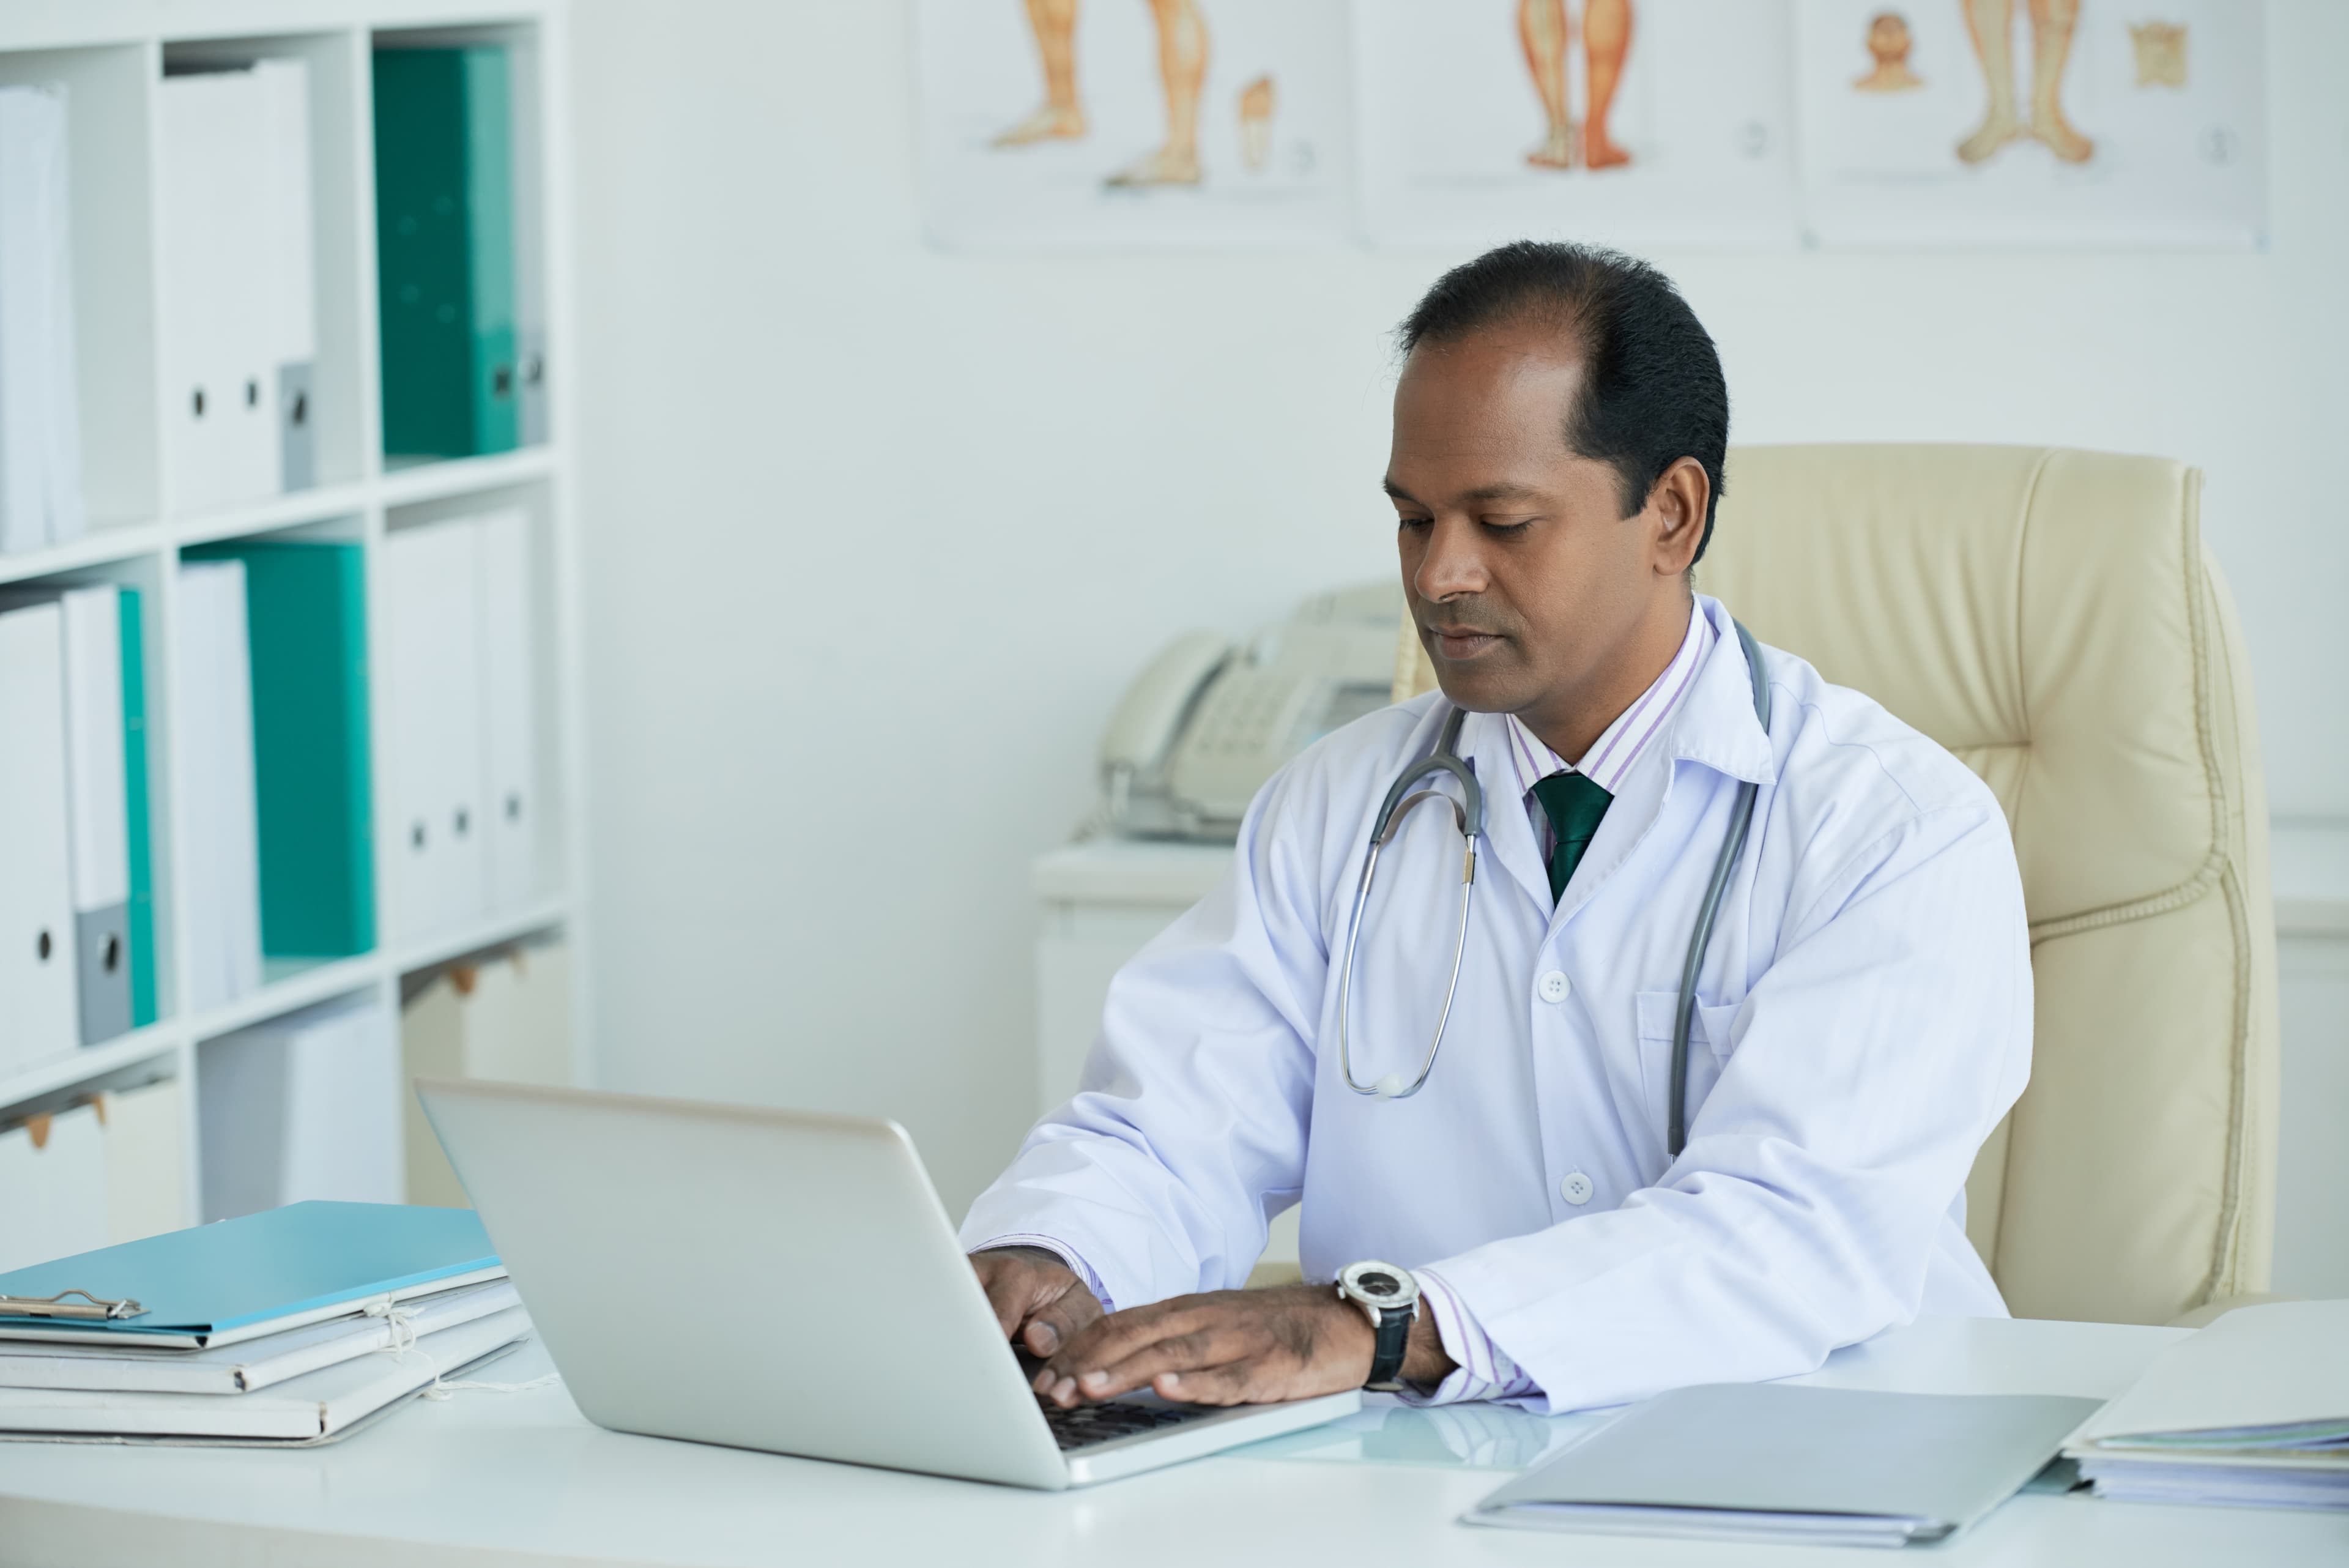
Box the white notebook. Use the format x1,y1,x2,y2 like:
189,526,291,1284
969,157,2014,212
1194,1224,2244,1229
0,1305,530,1443
2065,1300,2349,1510
1467,1383,2100,1549
0,1279,517,1394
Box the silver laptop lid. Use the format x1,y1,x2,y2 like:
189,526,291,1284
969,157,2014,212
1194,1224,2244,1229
415,1078,1072,1489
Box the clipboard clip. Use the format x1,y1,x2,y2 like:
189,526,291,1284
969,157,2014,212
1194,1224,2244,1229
0,1288,147,1321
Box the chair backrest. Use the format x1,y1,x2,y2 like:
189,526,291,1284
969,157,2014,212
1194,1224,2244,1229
1392,444,2279,1325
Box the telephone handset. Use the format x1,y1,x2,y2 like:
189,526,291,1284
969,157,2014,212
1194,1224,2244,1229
1100,582,1405,841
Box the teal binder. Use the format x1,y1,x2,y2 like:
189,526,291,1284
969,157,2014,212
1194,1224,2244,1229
118,587,157,1028
373,45,519,460
184,542,374,959
0,1203,499,1349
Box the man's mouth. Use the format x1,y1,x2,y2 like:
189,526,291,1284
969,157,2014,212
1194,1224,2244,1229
1425,624,1505,661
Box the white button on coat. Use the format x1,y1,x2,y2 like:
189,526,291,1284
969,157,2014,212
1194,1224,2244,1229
1537,970,1570,1004
963,595,2033,1415
1560,1172,1594,1205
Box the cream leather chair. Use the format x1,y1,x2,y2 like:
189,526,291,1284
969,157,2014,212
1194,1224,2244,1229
1392,444,2279,1326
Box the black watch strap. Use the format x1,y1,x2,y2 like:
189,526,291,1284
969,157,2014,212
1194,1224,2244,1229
1365,1307,1412,1391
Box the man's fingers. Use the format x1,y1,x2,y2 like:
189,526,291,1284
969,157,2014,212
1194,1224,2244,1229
971,1257,1029,1342
1069,1326,1232,1403
1019,1282,1104,1357
970,1250,1086,1347
1036,1300,1201,1395
1152,1360,1256,1406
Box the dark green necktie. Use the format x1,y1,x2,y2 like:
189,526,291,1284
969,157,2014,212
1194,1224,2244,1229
1530,772,1612,904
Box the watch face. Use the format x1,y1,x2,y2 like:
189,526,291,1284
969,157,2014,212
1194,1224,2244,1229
1340,1260,1419,1309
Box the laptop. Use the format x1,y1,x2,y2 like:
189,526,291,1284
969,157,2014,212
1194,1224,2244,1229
415,1079,1360,1488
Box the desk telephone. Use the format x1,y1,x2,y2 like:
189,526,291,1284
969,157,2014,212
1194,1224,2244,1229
1100,582,1405,841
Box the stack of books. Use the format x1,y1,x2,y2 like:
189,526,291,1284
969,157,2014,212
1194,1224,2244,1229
0,1201,532,1446
2066,1300,2349,1512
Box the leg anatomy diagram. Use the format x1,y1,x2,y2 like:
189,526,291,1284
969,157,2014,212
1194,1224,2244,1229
992,0,1215,188
1956,0,2092,164
1518,0,1634,171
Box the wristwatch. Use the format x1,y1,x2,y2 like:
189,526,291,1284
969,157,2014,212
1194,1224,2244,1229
1336,1260,1422,1392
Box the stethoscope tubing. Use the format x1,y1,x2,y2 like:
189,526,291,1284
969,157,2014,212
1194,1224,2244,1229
1336,619,1774,1161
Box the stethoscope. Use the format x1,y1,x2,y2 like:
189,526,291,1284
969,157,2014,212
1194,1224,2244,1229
1335,620,1773,1159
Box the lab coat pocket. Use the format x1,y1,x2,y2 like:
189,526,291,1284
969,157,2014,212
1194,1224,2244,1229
1633,991,1741,1143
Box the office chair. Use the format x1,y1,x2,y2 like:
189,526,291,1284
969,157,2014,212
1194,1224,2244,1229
1393,444,2280,1326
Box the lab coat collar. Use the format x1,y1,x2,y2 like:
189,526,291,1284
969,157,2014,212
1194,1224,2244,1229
1665,595,1776,788
1456,595,1773,920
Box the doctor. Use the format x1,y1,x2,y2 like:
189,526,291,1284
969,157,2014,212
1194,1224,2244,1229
963,241,2032,1412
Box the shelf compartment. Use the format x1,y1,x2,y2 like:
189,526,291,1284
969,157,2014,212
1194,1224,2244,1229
0,42,159,531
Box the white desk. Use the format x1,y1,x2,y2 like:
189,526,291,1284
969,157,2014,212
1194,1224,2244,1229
4,1317,2343,1567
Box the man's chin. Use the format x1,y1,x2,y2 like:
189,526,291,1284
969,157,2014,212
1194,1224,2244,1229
1430,663,1531,716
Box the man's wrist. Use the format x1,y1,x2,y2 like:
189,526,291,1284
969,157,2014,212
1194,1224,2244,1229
976,1244,1070,1271
1400,1308,1457,1387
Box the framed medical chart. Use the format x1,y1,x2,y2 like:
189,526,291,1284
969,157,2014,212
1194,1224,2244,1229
1795,0,2268,247
1352,0,1802,252
914,0,1354,250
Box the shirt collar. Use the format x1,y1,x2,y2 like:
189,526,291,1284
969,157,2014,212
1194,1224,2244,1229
1501,599,1713,798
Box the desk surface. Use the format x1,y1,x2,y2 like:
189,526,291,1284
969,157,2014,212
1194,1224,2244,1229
3,1316,2343,1568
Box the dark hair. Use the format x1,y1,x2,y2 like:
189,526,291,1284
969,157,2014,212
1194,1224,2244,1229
1398,241,1729,563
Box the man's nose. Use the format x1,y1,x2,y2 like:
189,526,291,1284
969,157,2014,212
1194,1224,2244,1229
1413,515,1490,603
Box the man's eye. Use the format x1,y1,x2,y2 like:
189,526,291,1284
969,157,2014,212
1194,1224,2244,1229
1397,516,1433,530
1482,518,1534,537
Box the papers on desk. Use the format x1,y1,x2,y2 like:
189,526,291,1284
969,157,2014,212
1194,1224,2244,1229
1464,1383,2099,1549
0,1278,516,1394
0,1200,502,1349
2066,1300,2349,1512
0,1203,527,1447
0,1304,530,1444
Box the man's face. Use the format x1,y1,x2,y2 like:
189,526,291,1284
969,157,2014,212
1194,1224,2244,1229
1385,324,1671,719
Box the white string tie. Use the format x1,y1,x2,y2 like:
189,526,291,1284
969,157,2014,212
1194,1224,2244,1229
363,1297,558,1400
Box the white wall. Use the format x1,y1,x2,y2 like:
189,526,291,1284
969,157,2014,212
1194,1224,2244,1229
568,1,2349,1216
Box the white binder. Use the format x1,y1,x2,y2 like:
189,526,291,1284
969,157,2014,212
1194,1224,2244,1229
174,561,263,1011
385,519,490,943
0,83,83,551
158,68,278,513
0,601,79,1074
0,585,132,1045
198,993,404,1221
477,509,539,912
254,59,316,491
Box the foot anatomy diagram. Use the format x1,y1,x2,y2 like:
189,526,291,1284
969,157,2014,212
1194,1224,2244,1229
992,0,1212,189
1956,0,2093,165
1518,0,1634,171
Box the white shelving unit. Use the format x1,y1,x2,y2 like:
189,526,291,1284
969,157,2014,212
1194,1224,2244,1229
0,0,588,1228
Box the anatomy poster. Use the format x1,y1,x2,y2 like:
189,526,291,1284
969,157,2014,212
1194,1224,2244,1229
916,0,1353,250
1351,0,1802,251
1797,1,2267,246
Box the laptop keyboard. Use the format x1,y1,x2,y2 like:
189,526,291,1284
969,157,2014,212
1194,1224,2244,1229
1039,1398,1214,1452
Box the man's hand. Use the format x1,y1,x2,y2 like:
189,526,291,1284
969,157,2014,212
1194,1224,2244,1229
1029,1284,1456,1408
970,1246,1104,1358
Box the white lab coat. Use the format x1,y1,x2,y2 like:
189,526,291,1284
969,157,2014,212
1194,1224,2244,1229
964,596,2032,1411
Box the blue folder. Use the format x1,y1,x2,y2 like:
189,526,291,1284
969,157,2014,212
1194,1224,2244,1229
0,1202,501,1349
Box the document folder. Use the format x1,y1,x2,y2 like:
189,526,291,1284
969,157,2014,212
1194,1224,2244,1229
1466,1383,2100,1548
0,1201,501,1350
373,46,519,459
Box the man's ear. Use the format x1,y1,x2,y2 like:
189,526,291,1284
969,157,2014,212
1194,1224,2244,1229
1647,458,1710,578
